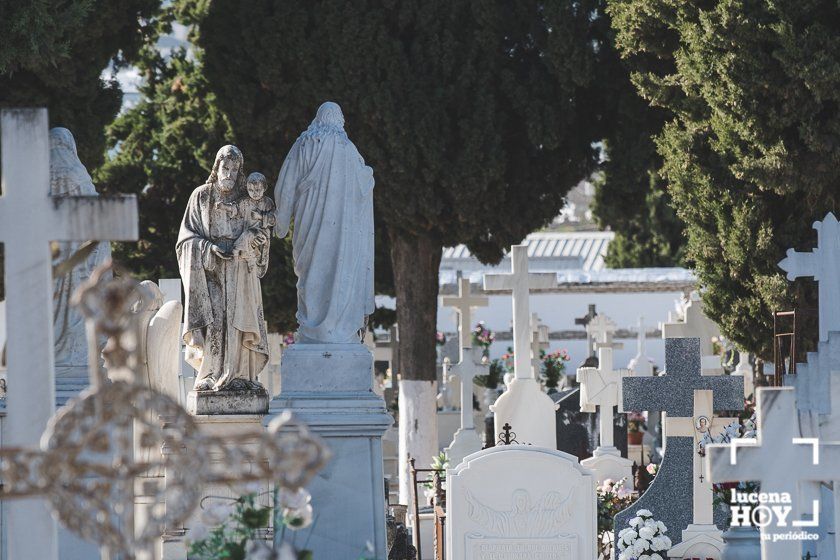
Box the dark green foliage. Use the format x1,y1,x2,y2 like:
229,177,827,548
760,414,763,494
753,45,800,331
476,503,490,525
607,0,840,357
95,14,298,330
0,0,159,168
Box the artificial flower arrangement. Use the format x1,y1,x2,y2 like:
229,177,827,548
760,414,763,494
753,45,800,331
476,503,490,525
188,488,314,560
645,463,658,477
596,478,636,559
280,333,296,349
616,509,671,560
541,349,571,391
471,321,495,355
473,358,505,390
627,411,647,444
435,331,447,347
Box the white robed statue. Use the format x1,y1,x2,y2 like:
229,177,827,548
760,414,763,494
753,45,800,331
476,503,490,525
274,102,375,343
50,128,112,373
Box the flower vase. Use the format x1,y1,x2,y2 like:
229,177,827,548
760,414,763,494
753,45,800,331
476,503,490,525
628,431,644,445
721,526,761,560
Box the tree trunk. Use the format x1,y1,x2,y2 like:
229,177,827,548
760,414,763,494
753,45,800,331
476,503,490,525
389,228,442,512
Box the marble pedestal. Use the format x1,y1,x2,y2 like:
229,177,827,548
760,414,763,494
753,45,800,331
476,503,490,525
186,385,269,415
159,414,272,560
268,343,392,559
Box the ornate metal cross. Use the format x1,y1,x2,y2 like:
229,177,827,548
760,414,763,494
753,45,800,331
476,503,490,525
0,264,329,560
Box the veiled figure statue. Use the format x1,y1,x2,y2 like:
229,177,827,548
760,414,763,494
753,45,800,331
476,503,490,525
274,102,375,344
177,145,270,391
50,128,112,375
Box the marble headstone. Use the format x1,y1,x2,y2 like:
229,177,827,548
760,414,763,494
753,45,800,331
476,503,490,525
446,445,597,560
615,338,743,548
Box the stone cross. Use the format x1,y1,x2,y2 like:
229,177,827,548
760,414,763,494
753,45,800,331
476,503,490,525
575,304,598,358
442,278,488,350
441,278,489,466
483,245,557,447
529,313,550,377
627,316,654,376
662,292,722,374
0,109,138,560
732,350,754,399
577,336,629,450
778,212,840,341
707,387,837,560
614,338,743,549
483,245,554,380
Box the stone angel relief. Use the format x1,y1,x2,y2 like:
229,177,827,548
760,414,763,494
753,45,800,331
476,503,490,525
465,488,575,538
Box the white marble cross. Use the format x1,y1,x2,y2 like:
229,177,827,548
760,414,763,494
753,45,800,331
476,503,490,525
529,313,550,378
707,387,837,560
662,291,722,374
441,278,489,466
778,212,840,341
484,246,554,380
0,109,138,560
732,350,754,399
627,316,654,376
483,245,556,447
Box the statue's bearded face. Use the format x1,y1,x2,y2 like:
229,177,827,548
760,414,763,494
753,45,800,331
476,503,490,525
217,158,238,192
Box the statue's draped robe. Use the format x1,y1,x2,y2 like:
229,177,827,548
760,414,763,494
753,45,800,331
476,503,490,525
50,130,111,371
177,184,269,388
274,132,375,343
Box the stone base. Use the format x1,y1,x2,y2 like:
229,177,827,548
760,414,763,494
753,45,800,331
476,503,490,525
581,446,635,490
267,343,392,560
667,523,724,559
186,386,268,415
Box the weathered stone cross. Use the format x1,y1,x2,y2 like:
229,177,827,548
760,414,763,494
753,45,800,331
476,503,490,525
708,387,838,560
614,338,743,550
628,316,654,376
483,245,556,447
441,278,489,466
0,109,138,559
778,212,840,342
529,312,550,378
575,303,598,358
662,291,722,374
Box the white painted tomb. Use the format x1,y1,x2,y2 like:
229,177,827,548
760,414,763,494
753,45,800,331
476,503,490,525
662,291,723,375
446,445,597,560
576,314,634,488
0,109,138,560
483,245,557,448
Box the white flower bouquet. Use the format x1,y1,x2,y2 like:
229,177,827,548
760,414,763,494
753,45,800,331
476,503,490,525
616,509,672,560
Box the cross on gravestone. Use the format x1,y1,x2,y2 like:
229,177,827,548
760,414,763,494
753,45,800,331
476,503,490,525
442,278,488,350
0,265,329,560
662,292,723,375
484,245,554,381
575,304,598,358
628,316,654,376
483,245,556,447
441,278,489,466
614,338,744,550
0,109,138,560
577,336,628,450
530,313,550,378
707,387,839,560
778,212,840,342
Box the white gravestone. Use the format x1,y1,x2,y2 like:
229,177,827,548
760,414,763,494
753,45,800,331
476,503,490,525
530,313,550,380
0,108,138,560
136,280,183,402
158,278,195,406
441,278,489,467
627,316,654,376
662,291,723,375
483,245,556,448
576,314,634,489
708,387,834,560
779,212,840,342
732,350,754,399
446,445,597,560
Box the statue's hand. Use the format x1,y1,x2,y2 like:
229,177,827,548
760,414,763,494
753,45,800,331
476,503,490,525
212,245,232,260
253,231,268,246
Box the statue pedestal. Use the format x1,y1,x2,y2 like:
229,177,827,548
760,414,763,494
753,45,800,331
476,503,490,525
186,385,269,415
267,343,392,559
159,414,272,560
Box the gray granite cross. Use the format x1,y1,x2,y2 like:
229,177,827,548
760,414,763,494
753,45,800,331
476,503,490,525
613,337,744,548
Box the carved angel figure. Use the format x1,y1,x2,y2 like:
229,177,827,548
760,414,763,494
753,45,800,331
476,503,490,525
465,488,575,538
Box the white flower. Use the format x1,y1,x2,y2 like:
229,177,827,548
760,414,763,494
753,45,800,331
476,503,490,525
656,520,668,534
277,542,297,560
622,529,638,544
244,540,275,560
629,516,642,527
661,535,672,548
634,538,650,554
637,509,653,517
650,554,664,560
639,555,651,560
283,503,314,530
651,536,667,551
277,487,311,510
639,526,655,540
